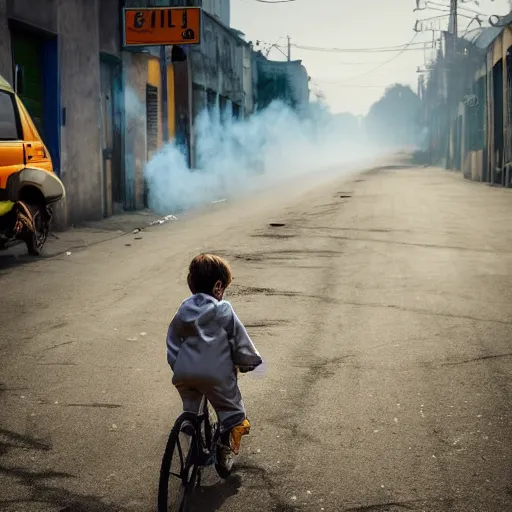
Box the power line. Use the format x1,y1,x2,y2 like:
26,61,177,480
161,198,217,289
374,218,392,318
286,39,431,53
291,43,429,54
336,32,421,83
425,0,489,17
315,84,392,89
256,37,432,54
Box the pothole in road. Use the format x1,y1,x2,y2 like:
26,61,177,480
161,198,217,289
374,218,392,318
245,320,289,329
339,195,352,199
269,223,286,227
230,284,301,298
252,234,296,239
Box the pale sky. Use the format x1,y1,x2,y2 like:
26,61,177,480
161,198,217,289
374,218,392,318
231,0,512,115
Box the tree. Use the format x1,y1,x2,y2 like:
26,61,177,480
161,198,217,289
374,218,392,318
364,84,421,147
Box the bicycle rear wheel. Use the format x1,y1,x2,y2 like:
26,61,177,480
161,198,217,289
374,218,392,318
158,414,199,512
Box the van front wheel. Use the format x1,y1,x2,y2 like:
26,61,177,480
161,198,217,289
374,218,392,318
25,204,50,256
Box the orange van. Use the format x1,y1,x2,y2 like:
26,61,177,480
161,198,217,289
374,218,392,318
0,73,65,255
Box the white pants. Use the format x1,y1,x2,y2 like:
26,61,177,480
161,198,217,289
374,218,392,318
175,377,246,432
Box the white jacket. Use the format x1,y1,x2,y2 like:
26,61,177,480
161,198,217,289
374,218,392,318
167,294,263,387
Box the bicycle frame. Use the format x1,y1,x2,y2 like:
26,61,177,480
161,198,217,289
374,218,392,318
195,396,221,468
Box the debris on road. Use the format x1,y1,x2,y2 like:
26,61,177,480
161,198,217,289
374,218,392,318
148,215,177,227
133,229,141,234
212,199,227,204
66,251,72,256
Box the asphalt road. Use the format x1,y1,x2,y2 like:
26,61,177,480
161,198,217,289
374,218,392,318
1,165,511,512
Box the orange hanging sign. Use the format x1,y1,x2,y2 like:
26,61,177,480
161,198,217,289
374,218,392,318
123,7,201,47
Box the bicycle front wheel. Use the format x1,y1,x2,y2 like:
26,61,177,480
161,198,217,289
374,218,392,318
158,415,199,512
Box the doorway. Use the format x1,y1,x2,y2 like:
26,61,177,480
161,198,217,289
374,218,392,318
493,59,504,184
100,57,123,216
10,24,60,174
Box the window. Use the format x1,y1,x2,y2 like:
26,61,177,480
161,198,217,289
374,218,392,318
0,90,20,140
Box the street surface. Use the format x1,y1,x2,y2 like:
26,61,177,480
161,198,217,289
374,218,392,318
1,165,512,512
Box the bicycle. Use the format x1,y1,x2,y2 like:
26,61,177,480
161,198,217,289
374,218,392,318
157,395,231,512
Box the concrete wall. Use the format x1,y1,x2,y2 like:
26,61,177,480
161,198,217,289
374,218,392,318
58,0,103,225
7,0,58,33
286,61,310,111
242,44,253,117
99,0,121,58
123,52,147,211
201,0,230,27
463,150,484,182
191,11,243,115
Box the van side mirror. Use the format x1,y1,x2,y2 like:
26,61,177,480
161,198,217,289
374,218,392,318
14,64,24,95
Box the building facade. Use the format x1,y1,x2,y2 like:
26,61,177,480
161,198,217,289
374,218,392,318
424,18,512,188
253,52,310,112
190,11,245,119
0,0,180,226
0,0,310,226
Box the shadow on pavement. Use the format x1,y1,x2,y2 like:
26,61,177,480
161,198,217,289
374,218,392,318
0,251,42,273
0,426,123,512
186,473,243,511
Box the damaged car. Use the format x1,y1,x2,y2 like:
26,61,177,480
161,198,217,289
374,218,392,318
0,73,65,255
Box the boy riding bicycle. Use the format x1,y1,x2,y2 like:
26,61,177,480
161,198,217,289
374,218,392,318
166,254,263,475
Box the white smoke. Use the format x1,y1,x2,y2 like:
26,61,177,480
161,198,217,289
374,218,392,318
144,100,374,215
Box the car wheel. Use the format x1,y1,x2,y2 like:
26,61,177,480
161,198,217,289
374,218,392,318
25,204,50,256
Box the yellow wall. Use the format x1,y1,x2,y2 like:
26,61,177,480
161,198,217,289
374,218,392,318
147,58,163,149
167,64,176,140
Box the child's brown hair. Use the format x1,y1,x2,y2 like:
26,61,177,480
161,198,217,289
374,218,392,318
187,254,233,295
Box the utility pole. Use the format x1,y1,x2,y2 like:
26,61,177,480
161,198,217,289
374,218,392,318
287,36,291,62
450,0,458,51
